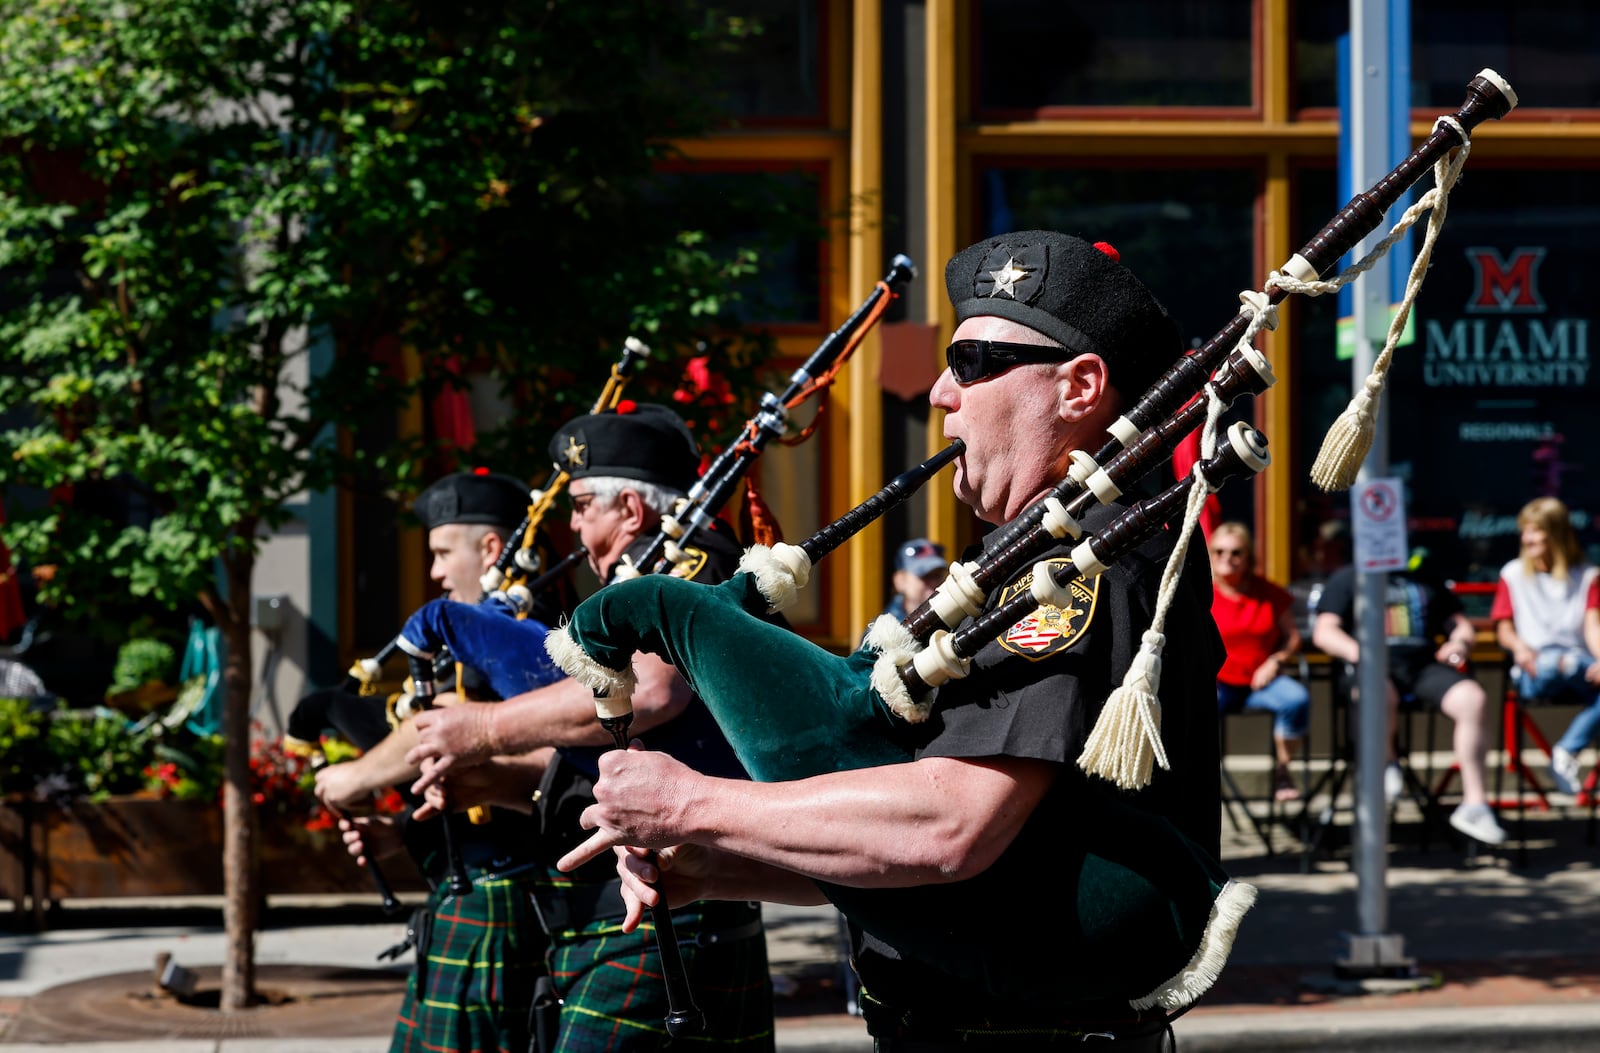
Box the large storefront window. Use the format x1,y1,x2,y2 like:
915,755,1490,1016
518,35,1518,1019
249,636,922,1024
648,166,826,325
704,0,826,124
1296,1,1600,112
977,162,1260,520
1294,165,1600,585
974,1,1254,113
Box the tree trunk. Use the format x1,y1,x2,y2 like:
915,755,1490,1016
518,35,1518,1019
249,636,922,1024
220,556,259,1011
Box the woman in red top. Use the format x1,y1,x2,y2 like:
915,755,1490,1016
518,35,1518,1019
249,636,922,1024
1211,522,1310,802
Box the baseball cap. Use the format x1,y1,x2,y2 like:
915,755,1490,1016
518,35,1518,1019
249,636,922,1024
895,538,947,578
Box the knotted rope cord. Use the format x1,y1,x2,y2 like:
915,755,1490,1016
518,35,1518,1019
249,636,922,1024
1079,119,1470,789
1077,383,1228,789
1272,117,1471,491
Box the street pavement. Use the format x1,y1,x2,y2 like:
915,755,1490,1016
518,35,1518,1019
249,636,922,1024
4,787,1600,1051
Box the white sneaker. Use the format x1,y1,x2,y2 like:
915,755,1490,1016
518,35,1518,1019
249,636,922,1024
1383,762,1404,805
1549,747,1581,796
1450,802,1507,846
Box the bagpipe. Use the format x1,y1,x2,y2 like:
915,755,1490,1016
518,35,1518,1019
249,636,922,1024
375,251,925,708
593,253,917,1036
543,70,1518,1015
389,255,919,1037
344,337,649,704
288,340,648,898
282,695,404,915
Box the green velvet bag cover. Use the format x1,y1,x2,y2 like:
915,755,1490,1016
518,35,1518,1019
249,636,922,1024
559,571,1250,1011
565,572,916,780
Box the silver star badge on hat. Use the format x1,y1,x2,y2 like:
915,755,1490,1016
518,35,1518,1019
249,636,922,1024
563,435,587,467
987,257,1030,298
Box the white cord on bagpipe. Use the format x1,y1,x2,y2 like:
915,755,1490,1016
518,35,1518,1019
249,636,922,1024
1078,116,1472,790
1269,115,1471,492
1077,384,1228,790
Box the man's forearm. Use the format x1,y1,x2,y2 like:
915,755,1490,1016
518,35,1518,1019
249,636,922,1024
649,757,1053,889
487,678,618,753
488,655,690,754
700,853,829,906
351,722,422,790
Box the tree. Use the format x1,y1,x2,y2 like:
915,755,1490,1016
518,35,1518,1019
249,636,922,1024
0,0,812,1009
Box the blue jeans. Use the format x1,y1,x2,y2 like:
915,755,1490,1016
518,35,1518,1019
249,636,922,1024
1217,675,1311,741
1514,647,1600,755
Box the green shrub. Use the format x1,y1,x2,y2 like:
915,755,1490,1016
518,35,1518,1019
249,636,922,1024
108,638,178,697
43,709,160,800
0,698,46,795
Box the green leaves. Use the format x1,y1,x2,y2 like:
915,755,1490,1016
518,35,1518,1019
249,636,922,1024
0,0,809,645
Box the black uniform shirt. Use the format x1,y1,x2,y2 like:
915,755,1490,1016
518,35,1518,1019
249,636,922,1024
850,499,1224,1022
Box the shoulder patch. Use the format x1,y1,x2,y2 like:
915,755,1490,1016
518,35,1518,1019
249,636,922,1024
995,558,1099,660
669,545,711,581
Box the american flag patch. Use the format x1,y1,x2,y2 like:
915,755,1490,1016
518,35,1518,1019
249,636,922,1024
996,558,1098,660
1007,611,1063,651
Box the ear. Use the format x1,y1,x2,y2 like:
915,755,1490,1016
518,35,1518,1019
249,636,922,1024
616,489,650,534
1055,353,1114,424
480,530,506,565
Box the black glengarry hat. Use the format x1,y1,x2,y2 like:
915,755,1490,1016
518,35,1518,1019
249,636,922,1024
413,470,529,531
944,230,1181,395
548,401,701,492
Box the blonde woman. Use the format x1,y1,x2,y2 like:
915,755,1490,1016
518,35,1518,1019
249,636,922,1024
1491,497,1600,795
1210,522,1310,802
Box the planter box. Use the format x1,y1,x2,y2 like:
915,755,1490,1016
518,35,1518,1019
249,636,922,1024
1,795,424,920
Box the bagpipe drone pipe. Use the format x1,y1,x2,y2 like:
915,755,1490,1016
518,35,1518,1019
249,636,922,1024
542,69,1519,1014
340,337,649,702
618,254,917,580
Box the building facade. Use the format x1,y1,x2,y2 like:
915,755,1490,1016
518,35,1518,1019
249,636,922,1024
263,0,1599,705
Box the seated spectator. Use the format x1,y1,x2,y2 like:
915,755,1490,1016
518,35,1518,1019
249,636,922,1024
1491,496,1600,796
1312,559,1506,845
1209,522,1310,802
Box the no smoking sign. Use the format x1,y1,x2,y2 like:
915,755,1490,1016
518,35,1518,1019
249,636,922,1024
1352,477,1409,571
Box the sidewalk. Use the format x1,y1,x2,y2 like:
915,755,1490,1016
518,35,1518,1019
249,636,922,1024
3,797,1600,1051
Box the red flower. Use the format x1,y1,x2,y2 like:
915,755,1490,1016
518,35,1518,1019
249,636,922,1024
673,356,734,407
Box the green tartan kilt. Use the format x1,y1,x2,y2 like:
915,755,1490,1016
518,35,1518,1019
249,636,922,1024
548,899,775,1052
391,869,550,1053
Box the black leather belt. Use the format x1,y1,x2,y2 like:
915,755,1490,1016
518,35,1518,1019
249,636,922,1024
529,878,629,931
531,882,765,947
681,918,764,947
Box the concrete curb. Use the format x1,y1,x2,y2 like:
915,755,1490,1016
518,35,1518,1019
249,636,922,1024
0,1025,880,1053
1176,1002,1600,1052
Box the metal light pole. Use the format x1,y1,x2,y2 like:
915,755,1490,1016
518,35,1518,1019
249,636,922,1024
1338,0,1415,979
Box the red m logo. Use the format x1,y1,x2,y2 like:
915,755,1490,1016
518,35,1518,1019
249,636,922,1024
1465,247,1546,313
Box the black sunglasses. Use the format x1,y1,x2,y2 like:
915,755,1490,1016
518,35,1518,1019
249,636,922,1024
945,339,1081,384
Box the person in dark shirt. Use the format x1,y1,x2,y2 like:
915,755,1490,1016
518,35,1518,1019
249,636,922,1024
405,403,775,1052
1312,562,1505,845
556,231,1227,1050
311,469,553,1053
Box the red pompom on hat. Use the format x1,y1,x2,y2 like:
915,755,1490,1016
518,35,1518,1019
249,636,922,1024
1093,241,1120,262
414,471,528,531
615,399,637,415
